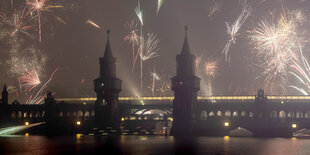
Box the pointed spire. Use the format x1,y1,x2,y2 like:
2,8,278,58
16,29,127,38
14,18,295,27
2,84,7,93
181,25,191,55
103,29,114,59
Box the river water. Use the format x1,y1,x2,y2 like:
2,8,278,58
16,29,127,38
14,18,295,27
0,135,309,154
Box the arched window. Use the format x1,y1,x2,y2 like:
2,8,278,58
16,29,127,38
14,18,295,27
233,111,238,117
270,111,278,118
225,111,231,117
217,111,222,117
209,111,215,117
91,111,95,117
11,112,16,119
279,111,286,119
84,111,90,120
241,111,246,117
201,111,208,120
249,112,254,118
296,112,303,118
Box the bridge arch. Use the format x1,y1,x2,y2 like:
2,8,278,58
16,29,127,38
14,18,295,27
232,111,238,117
217,111,222,117
209,111,215,117
84,111,90,120
270,111,278,118
296,111,303,119
249,112,253,118
91,110,95,117
225,111,231,117
241,111,246,117
201,111,207,120
10,111,16,119
279,110,286,119
287,112,294,118
59,112,64,117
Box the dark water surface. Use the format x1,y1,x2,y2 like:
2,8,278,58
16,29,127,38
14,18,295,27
0,135,309,154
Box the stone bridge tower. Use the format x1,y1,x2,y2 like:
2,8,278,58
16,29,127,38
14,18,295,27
171,26,200,136
94,30,122,131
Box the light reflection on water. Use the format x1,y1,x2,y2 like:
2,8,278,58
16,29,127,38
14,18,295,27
1,135,310,154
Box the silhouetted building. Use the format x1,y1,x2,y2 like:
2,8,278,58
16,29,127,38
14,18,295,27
171,26,200,136
1,85,8,105
94,30,122,131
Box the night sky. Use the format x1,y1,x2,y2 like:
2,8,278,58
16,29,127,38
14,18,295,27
1,0,310,103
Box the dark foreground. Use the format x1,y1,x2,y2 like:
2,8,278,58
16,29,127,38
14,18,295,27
0,135,309,154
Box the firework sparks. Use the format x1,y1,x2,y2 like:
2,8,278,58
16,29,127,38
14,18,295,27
26,0,63,42
0,8,33,37
86,19,101,29
124,20,139,71
204,60,218,78
222,1,252,63
135,1,143,26
150,68,160,96
18,69,41,92
157,0,164,15
249,8,308,94
26,68,59,104
138,33,160,97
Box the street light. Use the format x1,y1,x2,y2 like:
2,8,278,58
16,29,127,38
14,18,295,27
292,123,297,129
76,121,81,126
25,122,29,126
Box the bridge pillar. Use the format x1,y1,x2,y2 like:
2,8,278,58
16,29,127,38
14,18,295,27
44,92,57,124
250,89,292,137
171,26,200,136
94,30,122,133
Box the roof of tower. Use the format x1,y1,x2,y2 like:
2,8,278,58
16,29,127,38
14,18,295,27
181,26,191,55
103,29,114,59
2,84,7,93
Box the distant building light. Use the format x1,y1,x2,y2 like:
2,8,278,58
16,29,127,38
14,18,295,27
25,122,29,126
224,136,229,140
101,83,104,86
25,133,29,136
292,124,297,128
224,122,229,127
76,121,81,126
121,117,125,122
281,101,284,104
83,102,86,105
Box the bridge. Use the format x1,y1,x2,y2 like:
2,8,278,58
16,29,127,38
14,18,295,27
1,28,310,137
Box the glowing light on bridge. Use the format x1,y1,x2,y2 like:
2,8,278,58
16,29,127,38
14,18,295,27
224,122,230,127
25,122,29,126
56,95,310,102
292,124,297,129
76,121,81,126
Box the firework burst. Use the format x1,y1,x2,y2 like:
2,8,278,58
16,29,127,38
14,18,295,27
0,7,33,37
26,0,63,42
222,1,252,63
86,19,101,29
135,1,143,26
18,69,41,92
157,0,164,15
138,33,160,97
249,8,309,94
26,68,59,104
124,20,139,71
